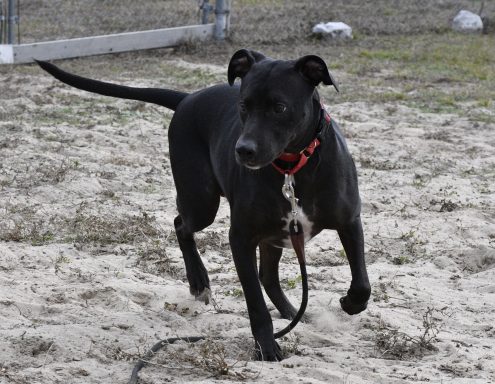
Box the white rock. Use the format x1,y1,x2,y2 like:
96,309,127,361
452,10,483,32
312,22,352,39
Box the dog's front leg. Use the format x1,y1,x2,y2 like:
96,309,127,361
337,216,371,315
229,228,282,361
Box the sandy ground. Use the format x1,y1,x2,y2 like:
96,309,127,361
1,60,494,384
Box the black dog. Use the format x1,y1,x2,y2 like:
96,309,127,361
37,50,370,361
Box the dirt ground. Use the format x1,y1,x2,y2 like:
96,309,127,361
1,1,495,383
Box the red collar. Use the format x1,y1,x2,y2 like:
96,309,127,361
272,139,321,175
271,107,330,175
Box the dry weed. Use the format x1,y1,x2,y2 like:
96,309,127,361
374,307,451,360
130,336,260,380
135,237,179,277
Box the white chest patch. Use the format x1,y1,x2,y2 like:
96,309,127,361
280,207,314,248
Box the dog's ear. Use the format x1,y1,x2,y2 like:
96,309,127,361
228,49,266,86
295,55,339,92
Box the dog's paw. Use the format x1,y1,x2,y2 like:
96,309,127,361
254,339,283,362
191,287,211,305
339,295,368,315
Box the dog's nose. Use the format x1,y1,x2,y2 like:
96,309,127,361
235,140,257,163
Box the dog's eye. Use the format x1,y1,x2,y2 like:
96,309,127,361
274,103,287,114
239,102,247,113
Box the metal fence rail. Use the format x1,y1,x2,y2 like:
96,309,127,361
0,0,230,64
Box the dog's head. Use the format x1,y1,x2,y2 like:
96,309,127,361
228,49,339,169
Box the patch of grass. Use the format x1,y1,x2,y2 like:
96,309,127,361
31,231,55,246
477,98,492,108
54,253,71,274
424,130,452,142
67,205,159,247
412,173,430,188
373,281,391,303
360,156,400,171
138,337,256,380
225,288,244,298
400,230,416,241
3,157,81,189
195,231,230,253
359,49,412,62
107,345,139,362
284,275,302,290
439,199,459,213
136,238,178,277
194,338,230,376
357,34,495,82
0,202,160,249
469,111,495,124
37,158,79,184
374,307,450,360
280,333,302,356
157,63,224,91
37,106,90,127
392,255,410,265
380,92,408,102
0,214,57,246
423,38,494,82
324,33,495,118
399,228,426,259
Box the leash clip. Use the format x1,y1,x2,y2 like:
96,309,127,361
282,173,299,231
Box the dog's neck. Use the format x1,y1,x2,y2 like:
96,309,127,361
284,94,323,154
271,95,326,175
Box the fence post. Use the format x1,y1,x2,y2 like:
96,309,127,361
214,0,230,40
0,1,4,44
200,0,213,25
7,0,17,44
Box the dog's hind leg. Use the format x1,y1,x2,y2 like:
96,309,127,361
169,124,221,304
172,172,220,303
337,216,371,315
259,242,299,320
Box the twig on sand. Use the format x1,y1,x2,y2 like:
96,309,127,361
42,342,55,368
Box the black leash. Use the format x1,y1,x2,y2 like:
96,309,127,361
275,220,308,338
128,220,308,384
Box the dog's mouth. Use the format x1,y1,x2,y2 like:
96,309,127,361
245,163,265,170
239,159,265,170
234,150,268,169
236,154,278,171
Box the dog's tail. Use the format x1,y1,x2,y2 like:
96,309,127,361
36,60,188,111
